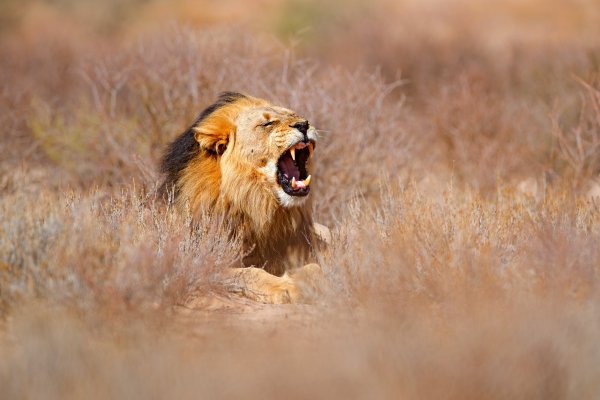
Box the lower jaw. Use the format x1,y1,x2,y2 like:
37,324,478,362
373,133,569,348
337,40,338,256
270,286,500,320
276,187,310,207
283,188,310,197
277,175,310,197
278,182,310,197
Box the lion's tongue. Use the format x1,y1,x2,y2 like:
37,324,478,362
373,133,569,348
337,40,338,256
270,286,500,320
279,154,300,180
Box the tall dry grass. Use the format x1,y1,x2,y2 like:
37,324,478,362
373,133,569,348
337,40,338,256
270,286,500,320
2,0,600,398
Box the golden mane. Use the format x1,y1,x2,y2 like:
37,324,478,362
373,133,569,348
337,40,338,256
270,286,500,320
160,92,317,275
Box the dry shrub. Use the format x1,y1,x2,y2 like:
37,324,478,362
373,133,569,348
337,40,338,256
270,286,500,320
0,173,240,312
3,187,600,400
551,79,600,189
3,0,600,398
294,0,600,191
326,183,600,305
413,71,544,191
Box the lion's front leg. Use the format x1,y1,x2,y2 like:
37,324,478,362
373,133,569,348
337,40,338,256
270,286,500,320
224,264,324,304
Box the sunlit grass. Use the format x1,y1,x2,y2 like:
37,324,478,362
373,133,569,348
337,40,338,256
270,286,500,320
2,0,600,398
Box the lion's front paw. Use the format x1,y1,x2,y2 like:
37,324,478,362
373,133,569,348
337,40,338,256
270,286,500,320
227,264,325,305
284,263,326,303
225,267,298,304
243,281,300,305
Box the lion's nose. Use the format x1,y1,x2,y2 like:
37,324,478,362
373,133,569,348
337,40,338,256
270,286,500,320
291,120,309,136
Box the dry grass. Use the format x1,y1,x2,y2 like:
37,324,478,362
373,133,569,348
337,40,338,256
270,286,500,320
2,0,600,398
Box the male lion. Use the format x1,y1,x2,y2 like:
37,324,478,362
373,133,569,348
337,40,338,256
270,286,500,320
160,92,329,304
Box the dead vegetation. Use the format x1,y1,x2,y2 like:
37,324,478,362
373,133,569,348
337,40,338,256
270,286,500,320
2,0,600,398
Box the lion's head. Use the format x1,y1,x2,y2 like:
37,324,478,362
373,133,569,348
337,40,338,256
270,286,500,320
160,92,318,270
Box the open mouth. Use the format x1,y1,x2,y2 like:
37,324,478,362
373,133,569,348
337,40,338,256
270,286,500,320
277,140,314,197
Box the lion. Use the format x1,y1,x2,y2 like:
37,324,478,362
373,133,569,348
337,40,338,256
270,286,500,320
160,92,329,304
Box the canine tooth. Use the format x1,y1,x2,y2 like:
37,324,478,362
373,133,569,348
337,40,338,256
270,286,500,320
308,143,314,157
290,148,296,161
291,177,297,189
304,175,311,186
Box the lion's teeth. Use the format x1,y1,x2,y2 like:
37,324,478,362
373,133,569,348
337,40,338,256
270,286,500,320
308,143,313,157
290,148,296,161
304,175,311,186
291,177,297,189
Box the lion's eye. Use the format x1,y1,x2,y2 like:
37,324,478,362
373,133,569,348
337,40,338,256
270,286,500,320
262,120,276,127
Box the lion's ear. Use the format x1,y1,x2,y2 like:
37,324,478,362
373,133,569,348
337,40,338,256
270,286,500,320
193,113,235,155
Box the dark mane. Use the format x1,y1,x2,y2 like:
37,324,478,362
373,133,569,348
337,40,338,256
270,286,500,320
159,92,247,197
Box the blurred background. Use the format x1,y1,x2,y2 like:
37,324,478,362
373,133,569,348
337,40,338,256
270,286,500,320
2,0,600,196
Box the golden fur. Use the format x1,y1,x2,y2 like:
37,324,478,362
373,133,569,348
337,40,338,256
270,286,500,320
161,92,322,281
